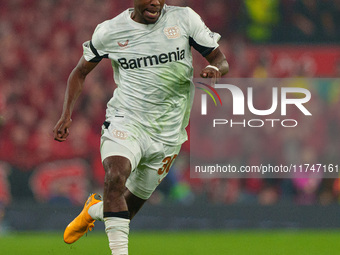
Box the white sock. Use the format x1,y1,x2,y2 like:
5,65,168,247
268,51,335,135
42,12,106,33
88,201,104,221
105,217,130,255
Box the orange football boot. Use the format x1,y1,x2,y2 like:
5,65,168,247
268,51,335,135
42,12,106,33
64,193,102,244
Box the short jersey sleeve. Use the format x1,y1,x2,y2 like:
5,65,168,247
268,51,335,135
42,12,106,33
83,22,109,62
186,7,221,57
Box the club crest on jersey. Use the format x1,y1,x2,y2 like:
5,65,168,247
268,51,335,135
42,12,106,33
112,129,128,140
118,40,129,49
164,26,181,39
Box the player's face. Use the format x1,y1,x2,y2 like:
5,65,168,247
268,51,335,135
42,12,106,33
132,0,165,24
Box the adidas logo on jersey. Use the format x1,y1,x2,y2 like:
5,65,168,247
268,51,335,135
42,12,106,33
118,48,185,70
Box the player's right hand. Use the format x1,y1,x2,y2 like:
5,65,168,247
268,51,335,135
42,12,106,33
53,117,72,142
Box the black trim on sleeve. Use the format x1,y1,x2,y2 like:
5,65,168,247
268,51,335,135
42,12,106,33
89,40,108,62
189,37,215,57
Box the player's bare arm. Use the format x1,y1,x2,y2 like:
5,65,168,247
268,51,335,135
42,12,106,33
200,47,229,78
53,57,98,142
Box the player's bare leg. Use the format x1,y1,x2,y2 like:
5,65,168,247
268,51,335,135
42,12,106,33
88,187,146,221
63,156,146,252
124,189,146,219
103,156,131,213
102,155,132,255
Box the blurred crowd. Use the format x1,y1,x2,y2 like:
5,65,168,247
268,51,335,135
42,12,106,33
1,0,340,208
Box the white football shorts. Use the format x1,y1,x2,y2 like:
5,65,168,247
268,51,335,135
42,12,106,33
100,114,181,200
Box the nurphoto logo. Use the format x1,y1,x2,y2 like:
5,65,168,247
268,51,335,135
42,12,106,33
191,78,337,179
196,81,312,128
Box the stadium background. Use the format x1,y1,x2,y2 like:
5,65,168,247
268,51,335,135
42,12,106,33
1,0,340,246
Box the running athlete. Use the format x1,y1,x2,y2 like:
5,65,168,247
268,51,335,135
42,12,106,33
53,0,228,254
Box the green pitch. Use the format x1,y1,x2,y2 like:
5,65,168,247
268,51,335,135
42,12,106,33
1,230,340,254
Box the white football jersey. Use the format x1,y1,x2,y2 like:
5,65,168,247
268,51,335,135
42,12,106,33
83,5,220,145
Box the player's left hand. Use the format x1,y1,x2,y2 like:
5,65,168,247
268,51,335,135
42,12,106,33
200,66,222,79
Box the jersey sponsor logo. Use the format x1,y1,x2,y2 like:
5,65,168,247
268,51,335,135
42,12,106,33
163,26,181,39
118,40,129,48
118,47,185,69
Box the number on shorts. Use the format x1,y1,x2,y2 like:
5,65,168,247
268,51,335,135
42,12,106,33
157,154,178,175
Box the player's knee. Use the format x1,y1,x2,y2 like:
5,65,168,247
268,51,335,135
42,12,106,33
103,156,131,191
104,169,127,189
